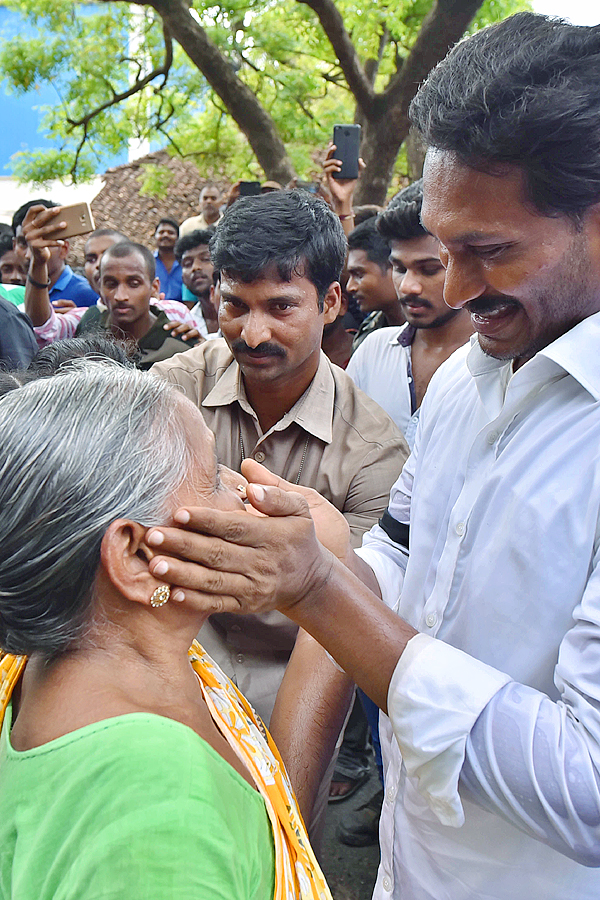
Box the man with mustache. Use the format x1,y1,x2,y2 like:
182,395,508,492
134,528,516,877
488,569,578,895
348,179,473,449
152,188,407,841
146,13,600,899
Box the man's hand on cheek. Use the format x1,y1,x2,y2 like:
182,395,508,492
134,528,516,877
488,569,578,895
145,484,335,614
241,458,351,558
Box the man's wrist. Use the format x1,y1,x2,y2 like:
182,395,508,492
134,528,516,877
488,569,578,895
27,273,52,289
287,547,336,618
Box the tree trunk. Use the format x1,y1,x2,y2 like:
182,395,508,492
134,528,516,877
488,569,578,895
145,0,296,184
352,0,485,203
355,111,410,205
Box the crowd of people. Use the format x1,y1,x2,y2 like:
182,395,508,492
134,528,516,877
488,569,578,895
1,11,600,900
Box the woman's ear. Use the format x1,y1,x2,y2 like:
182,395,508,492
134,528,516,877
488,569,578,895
100,519,166,607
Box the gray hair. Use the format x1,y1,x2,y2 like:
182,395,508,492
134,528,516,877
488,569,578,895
0,362,194,656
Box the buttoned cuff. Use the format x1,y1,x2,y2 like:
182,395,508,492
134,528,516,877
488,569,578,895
388,633,512,827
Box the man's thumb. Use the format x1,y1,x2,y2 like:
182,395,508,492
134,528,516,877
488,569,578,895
246,483,310,519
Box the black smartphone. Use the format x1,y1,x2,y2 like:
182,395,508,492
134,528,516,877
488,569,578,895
239,181,262,196
332,124,361,180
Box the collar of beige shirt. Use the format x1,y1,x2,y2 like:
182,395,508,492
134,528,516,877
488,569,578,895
202,349,336,443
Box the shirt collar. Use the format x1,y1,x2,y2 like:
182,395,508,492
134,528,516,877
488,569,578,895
202,350,335,443
52,265,72,291
467,310,600,402
395,324,417,347
153,250,180,269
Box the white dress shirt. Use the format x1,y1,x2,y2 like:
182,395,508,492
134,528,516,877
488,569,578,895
347,325,420,448
357,312,600,899
188,302,221,341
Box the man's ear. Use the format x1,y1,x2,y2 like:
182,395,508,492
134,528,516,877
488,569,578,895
152,276,161,298
322,282,342,325
100,519,165,607
59,239,70,261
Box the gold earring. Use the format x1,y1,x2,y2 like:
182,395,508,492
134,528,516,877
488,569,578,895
150,584,170,607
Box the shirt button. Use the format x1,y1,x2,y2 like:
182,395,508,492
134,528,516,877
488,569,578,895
382,876,392,892
386,783,397,802
487,431,498,444
235,653,244,664
426,613,437,628
254,450,266,463
456,521,465,536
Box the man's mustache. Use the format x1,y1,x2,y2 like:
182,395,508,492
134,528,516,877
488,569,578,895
465,294,521,315
232,340,286,358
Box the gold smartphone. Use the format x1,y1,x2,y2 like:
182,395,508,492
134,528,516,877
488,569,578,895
53,202,95,238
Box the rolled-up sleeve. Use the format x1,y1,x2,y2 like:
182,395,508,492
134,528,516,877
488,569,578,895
386,544,600,864
33,306,83,347
387,634,511,827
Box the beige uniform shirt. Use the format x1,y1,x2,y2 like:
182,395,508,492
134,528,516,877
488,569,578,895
179,212,223,236
153,339,408,721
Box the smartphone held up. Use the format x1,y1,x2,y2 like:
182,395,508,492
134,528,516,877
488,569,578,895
332,124,361,180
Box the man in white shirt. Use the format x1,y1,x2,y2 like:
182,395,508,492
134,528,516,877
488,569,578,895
145,13,600,900
347,180,472,448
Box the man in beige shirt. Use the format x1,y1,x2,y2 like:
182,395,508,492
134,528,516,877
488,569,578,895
179,184,223,236
154,189,406,713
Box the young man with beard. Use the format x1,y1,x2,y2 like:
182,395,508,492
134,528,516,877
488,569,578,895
23,215,198,368
153,217,182,302
145,14,600,899
175,229,220,339
345,219,405,351
22,215,198,346
347,180,473,449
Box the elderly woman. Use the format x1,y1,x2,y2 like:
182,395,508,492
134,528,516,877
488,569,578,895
0,362,330,900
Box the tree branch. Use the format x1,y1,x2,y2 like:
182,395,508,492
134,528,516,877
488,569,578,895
122,0,297,183
381,0,483,112
65,20,173,131
296,0,375,111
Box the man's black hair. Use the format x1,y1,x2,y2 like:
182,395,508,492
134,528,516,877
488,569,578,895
155,217,179,235
174,229,215,261
86,227,128,245
353,205,383,226
101,241,156,281
409,13,600,220
12,199,57,232
347,218,391,272
377,180,427,242
210,190,346,310
0,233,14,256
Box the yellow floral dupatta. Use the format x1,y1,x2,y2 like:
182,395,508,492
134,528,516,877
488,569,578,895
0,642,332,900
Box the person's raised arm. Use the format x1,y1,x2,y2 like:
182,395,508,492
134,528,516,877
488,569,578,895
22,205,67,327
323,143,365,238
